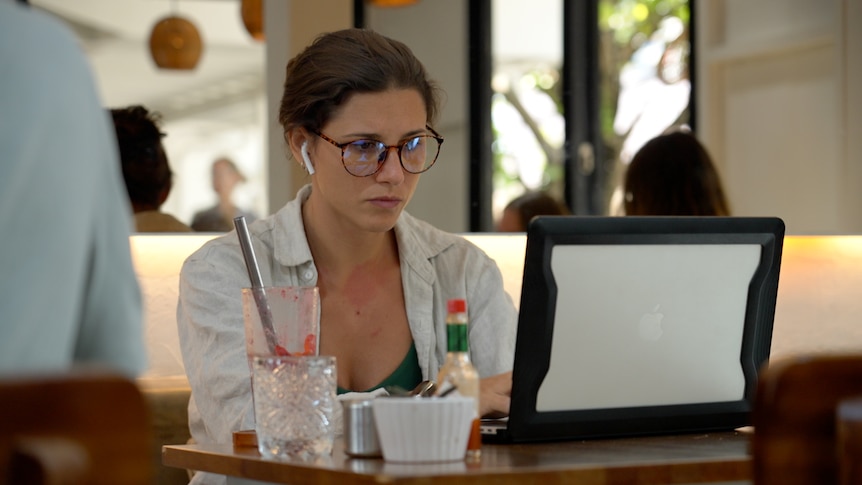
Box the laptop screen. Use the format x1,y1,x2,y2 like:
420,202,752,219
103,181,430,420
538,243,759,411
505,216,784,442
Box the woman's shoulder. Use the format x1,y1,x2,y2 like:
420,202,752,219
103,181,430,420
182,230,245,274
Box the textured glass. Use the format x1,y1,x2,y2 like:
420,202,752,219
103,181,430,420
252,355,337,460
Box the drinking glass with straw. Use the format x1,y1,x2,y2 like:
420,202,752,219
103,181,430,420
233,217,327,452
234,215,274,433
234,216,279,354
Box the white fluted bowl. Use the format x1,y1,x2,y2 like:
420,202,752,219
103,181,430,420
371,396,475,462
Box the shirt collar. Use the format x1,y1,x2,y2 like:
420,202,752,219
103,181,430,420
269,184,455,279
271,184,314,268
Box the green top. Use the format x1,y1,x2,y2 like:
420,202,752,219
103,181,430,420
336,342,422,395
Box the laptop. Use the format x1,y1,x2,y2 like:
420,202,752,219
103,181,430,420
482,216,785,443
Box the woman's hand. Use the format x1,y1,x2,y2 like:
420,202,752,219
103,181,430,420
479,371,512,418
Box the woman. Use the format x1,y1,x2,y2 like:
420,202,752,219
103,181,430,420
110,104,192,233
177,28,516,469
190,157,257,232
497,191,570,232
623,130,731,216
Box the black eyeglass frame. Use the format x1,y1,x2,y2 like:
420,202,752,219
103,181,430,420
314,125,444,177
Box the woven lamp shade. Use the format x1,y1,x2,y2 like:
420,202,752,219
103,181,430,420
241,0,264,42
149,16,203,70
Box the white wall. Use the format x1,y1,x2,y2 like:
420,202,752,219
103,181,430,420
696,0,862,234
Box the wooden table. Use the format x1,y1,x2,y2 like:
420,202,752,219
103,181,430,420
163,430,751,484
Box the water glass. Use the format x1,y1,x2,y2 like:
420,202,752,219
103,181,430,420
252,355,337,460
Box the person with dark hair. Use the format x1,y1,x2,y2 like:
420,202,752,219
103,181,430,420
497,191,570,232
623,130,731,216
110,105,191,232
190,157,256,232
177,29,516,480
1,0,145,376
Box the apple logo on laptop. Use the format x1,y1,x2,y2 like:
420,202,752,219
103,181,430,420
638,304,664,341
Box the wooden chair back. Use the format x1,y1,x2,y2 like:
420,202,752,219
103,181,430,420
0,370,152,484
837,397,862,485
753,354,862,485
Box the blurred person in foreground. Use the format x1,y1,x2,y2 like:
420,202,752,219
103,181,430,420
497,191,570,232
177,29,517,484
111,104,192,233
190,157,257,232
623,130,731,216
0,0,145,377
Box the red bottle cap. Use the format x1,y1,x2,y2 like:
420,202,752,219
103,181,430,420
447,299,467,313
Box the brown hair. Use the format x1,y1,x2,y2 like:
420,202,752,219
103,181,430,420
110,105,171,211
623,131,730,216
277,28,441,134
505,191,570,229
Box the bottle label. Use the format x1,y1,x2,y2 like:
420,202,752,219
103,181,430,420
446,323,469,353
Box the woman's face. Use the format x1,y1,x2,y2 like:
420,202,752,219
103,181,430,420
212,160,240,196
304,88,428,234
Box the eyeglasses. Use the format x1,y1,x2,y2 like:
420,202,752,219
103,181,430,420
315,126,444,177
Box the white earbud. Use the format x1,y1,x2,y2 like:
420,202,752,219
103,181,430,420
300,141,315,175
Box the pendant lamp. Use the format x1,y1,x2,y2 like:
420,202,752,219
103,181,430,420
149,11,203,70
241,0,264,42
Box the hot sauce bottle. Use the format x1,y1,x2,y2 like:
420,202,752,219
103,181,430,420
436,298,481,460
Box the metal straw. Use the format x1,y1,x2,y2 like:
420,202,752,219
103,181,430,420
234,216,279,354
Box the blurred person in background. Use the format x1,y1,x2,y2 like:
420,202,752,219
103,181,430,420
0,0,145,376
111,104,192,233
623,130,730,216
497,191,570,232
191,157,257,232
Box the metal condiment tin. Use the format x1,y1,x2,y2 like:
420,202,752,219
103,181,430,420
342,398,381,457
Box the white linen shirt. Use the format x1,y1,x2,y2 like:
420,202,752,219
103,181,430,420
178,185,516,484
